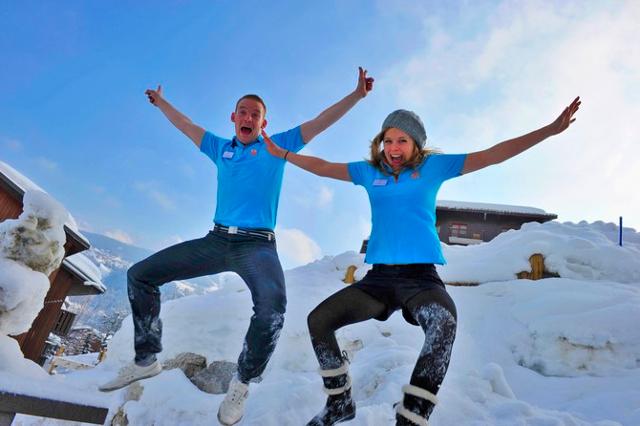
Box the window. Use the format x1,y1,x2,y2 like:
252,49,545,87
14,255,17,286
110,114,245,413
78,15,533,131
450,223,468,237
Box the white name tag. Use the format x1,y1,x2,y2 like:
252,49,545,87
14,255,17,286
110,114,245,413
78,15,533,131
373,178,388,186
222,151,234,159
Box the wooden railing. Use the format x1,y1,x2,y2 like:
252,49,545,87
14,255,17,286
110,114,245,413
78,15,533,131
0,390,108,425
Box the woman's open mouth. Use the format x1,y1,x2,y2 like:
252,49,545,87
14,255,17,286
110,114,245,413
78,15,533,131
389,154,404,167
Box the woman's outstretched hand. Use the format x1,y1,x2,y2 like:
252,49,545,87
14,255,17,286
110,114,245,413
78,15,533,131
262,130,288,159
548,96,581,135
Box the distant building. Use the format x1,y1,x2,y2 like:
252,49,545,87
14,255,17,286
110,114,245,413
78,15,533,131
436,200,557,246
360,200,557,253
0,161,105,364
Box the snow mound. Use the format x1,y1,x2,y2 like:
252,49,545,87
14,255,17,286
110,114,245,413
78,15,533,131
0,190,68,275
508,279,640,377
0,258,50,335
441,221,640,284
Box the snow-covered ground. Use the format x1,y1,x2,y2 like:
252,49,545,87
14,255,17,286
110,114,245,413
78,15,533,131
4,220,640,425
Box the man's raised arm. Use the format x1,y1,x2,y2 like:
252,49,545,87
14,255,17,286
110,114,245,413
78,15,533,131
299,67,374,144
145,85,205,148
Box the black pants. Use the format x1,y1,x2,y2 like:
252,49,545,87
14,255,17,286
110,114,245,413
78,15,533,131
308,264,457,403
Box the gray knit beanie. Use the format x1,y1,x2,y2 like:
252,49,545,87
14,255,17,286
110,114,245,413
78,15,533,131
381,109,427,149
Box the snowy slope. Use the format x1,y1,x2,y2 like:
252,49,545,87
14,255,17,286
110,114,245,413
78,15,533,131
7,221,640,425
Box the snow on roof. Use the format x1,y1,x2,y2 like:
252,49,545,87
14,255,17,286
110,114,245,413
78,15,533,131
63,253,106,293
437,199,554,216
0,160,89,245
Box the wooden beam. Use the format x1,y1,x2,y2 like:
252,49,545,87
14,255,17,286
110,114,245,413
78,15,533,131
0,391,108,425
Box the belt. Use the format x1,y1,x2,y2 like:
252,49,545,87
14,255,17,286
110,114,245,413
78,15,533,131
372,263,435,272
213,224,275,241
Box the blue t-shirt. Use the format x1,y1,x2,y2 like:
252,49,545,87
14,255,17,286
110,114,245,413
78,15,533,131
200,126,305,230
348,154,467,265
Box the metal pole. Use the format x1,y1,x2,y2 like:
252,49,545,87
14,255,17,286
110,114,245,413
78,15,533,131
619,216,623,246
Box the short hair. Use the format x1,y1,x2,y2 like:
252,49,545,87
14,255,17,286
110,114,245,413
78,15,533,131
235,94,267,115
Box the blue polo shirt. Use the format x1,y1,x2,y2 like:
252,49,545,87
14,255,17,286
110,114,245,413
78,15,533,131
348,154,467,265
200,126,304,230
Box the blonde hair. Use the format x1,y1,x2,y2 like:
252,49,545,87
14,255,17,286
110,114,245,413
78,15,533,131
367,129,440,175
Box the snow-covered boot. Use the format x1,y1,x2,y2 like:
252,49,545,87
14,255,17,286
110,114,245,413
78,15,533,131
395,384,438,426
217,375,249,425
307,363,355,426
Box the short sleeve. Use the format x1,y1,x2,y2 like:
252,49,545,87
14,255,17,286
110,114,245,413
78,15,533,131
271,126,305,153
347,161,371,186
427,154,467,181
200,131,225,165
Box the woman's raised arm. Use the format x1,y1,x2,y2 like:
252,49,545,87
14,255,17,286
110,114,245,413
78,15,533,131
262,130,352,182
462,96,581,174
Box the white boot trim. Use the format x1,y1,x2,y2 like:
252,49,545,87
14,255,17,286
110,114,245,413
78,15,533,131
323,374,352,396
396,404,428,426
402,384,438,405
318,362,349,377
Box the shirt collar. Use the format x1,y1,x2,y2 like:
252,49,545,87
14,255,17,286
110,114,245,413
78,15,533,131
231,135,262,148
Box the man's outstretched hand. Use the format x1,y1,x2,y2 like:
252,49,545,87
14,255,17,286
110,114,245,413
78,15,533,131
356,66,374,98
145,85,164,107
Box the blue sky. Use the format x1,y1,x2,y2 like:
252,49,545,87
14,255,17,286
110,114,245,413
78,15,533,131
2,1,638,268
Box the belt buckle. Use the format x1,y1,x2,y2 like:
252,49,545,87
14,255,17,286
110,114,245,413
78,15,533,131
228,226,238,234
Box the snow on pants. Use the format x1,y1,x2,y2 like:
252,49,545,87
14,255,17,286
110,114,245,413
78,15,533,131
307,264,457,417
127,229,286,383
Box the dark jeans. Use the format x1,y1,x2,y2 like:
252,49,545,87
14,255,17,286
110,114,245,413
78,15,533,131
127,230,286,383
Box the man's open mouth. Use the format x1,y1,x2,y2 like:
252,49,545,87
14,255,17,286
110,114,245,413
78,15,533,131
240,126,253,135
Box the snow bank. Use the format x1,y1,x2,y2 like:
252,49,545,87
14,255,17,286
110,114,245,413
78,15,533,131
0,190,68,276
0,190,68,337
0,258,50,335
7,221,640,425
440,221,640,284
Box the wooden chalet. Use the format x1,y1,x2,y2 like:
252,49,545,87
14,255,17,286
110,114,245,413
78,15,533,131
360,200,557,253
436,200,557,246
0,161,105,364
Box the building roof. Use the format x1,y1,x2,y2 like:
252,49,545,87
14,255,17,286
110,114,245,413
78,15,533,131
63,253,106,295
437,200,557,218
0,161,90,249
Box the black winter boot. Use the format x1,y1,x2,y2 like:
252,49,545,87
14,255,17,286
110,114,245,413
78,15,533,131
306,363,355,426
395,384,438,426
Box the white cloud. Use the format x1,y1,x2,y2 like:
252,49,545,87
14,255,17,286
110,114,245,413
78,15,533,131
276,227,322,268
317,185,334,208
293,184,334,209
383,1,640,229
358,216,371,240
105,229,134,245
134,181,176,211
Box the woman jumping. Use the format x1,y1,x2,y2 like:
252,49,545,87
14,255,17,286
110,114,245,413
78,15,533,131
263,97,580,425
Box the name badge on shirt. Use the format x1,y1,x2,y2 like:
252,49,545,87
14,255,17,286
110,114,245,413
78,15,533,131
373,178,388,186
223,151,234,159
